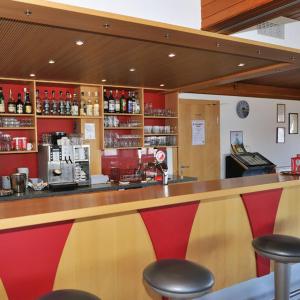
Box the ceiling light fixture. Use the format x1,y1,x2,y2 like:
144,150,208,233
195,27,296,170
168,53,176,58
25,9,32,16
238,63,246,67
75,40,84,46
160,84,165,87
101,79,107,82
48,59,55,64
129,68,136,72
29,73,36,77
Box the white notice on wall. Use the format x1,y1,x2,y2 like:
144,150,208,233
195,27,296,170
192,120,205,145
84,123,96,140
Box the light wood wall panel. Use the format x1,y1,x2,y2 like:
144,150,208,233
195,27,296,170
186,195,256,290
0,278,8,300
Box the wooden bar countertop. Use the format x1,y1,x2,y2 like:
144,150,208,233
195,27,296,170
0,174,299,230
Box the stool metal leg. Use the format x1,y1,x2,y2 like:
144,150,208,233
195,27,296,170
274,262,291,300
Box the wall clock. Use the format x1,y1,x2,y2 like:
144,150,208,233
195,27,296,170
236,100,249,119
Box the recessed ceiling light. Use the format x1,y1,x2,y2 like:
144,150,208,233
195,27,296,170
75,40,84,46
168,53,176,58
238,63,246,67
29,73,36,77
24,9,32,16
101,79,107,82
48,59,55,64
129,68,136,72
160,84,165,87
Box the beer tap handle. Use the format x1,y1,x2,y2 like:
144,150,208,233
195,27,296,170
68,156,72,164
65,157,68,164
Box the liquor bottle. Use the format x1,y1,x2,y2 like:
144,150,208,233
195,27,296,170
36,89,42,115
65,92,72,116
131,91,136,114
72,93,79,116
115,89,120,113
7,89,16,114
135,92,141,114
80,92,86,116
16,93,23,114
120,90,127,113
59,91,65,115
108,90,115,113
127,91,133,114
43,91,50,115
24,90,32,114
103,89,109,113
93,91,100,116
86,91,93,116
51,90,58,115
0,88,5,113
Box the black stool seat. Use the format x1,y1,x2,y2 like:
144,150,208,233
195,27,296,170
38,289,100,300
143,259,214,299
253,234,300,263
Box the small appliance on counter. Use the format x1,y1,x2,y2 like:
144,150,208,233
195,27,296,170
38,133,91,190
10,173,26,195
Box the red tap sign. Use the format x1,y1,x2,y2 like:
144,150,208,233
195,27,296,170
155,150,166,163
291,154,300,174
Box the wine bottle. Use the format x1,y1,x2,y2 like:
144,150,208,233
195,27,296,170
43,91,50,115
93,91,99,116
65,92,72,116
7,89,16,114
127,91,133,114
108,90,115,113
72,93,79,116
24,90,32,114
103,89,109,113
115,89,120,113
0,88,5,113
120,90,127,113
16,93,23,114
86,91,93,116
36,89,42,115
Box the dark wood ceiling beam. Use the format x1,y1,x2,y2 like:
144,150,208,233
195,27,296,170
0,0,299,64
189,82,300,100
202,0,300,34
178,62,298,92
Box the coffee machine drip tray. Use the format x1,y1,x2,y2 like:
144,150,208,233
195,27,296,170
49,182,78,192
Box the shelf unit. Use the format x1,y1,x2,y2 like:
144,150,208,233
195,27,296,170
0,78,179,174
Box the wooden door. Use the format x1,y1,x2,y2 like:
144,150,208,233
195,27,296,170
178,99,220,180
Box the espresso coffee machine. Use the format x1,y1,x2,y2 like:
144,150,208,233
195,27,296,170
38,144,90,190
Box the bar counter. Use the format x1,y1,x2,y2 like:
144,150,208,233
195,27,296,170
0,174,300,300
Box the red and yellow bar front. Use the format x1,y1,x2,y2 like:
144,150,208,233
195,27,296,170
0,174,299,300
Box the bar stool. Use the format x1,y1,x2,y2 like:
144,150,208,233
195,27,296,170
252,234,300,300
38,289,100,300
143,259,214,299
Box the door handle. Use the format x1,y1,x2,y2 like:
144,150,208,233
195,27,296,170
180,165,190,169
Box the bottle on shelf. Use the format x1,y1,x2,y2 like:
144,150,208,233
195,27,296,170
59,91,65,115
132,91,136,114
80,91,86,116
51,90,58,115
24,89,32,114
103,89,109,113
127,91,133,114
86,91,93,116
120,90,127,113
36,89,42,115
65,91,72,116
43,90,50,115
16,93,23,114
72,93,79,116
93,91,100,116
115,89,120,113
7,89,16,114
108,90,115,113
135,92,141,114
0,87,4,113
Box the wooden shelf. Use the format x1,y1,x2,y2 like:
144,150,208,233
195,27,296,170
104,113,143,116
0,113,35,117
37,115,101,119
144,116,178,119
104,147,142,150
144,146,178,148
144,133,178,136
0,150,37,155
104,127,143,130
0,127,35,130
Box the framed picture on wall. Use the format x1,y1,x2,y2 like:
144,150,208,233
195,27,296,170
277,104,285,123
289,113,298,134
276,127,285,143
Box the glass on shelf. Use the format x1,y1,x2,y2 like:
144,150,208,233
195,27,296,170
0,117,33,128
104,115,142,128
144,125,176,134
144,136,177,147
144,102,176,117
104,131,142,148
